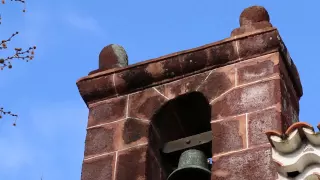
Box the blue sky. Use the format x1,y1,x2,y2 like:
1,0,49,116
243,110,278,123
0,0,319,179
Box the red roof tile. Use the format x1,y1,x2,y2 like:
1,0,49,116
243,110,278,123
266,122,320,179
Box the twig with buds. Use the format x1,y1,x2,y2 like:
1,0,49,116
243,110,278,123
0,0,32,125
1,0,26,12
0,107,18,126
0,45,36,70
0,32,19,50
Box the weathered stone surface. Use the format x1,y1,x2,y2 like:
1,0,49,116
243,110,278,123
147,125,163,159
114,64,155,95
180,49,208,74
206,41,237,67
77,29,302,105
231,6,272,36
99,44,128,70
280,42,303,97
247,108,282,147
237,53,279,85
237,30,280,60
81,153,115,180
85,118,149,158
280,79,299,128
84,123,118,157
88,96,127,127
155,71,210,99
122,118,149,145
212,145,277,180
211,79,280,119
240,6,270,26
231,21,273,36
129,88,167,120
115,145,148,180
117,119,149,151
279,55,300,111
197,66,235,101
77,74,116,105
145,56,182,81
211,115,246,154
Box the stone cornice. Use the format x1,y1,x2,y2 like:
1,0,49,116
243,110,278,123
76,28,302,106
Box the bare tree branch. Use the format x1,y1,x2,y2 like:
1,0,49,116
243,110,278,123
0,107,18,126
1,0,26,12
1,0,34,126
0,32,19,49
0,45,36,70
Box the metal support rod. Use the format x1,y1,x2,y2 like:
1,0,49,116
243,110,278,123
162,131,212,154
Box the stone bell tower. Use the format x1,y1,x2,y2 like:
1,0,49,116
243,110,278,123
76,6,302,180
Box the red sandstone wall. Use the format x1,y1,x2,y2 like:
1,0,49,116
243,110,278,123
79,51,300,180
77,6,303,180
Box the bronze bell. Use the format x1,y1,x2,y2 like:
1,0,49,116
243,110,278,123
167,149,211,180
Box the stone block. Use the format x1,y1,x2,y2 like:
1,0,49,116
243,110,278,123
237,53,279,85
84,123,118,157
115,145,148,180
129,88,167,120
197,66,235,101
180,49,208,74
237,30,280,59
206,41,237,67
155,71,210,99
212,145,277,180
77,74,116,104
88,96,127,127
122,118,149,145
211,115,247,154
211,79,280,119
247,108,282,147
84,118,149,157
81,153,115,180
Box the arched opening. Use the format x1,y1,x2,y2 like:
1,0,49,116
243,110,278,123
148,91,212,179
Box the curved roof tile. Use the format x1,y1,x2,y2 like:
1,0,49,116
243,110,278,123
277,165,320,180
266,122,320,179
266,122,319,154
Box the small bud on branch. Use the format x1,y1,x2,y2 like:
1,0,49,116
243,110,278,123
0,32,19,50
0,46,36,70
1,0,26,24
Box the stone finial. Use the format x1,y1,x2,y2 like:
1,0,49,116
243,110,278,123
231,6,272,36
99,44,128,70
240,6,270,26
